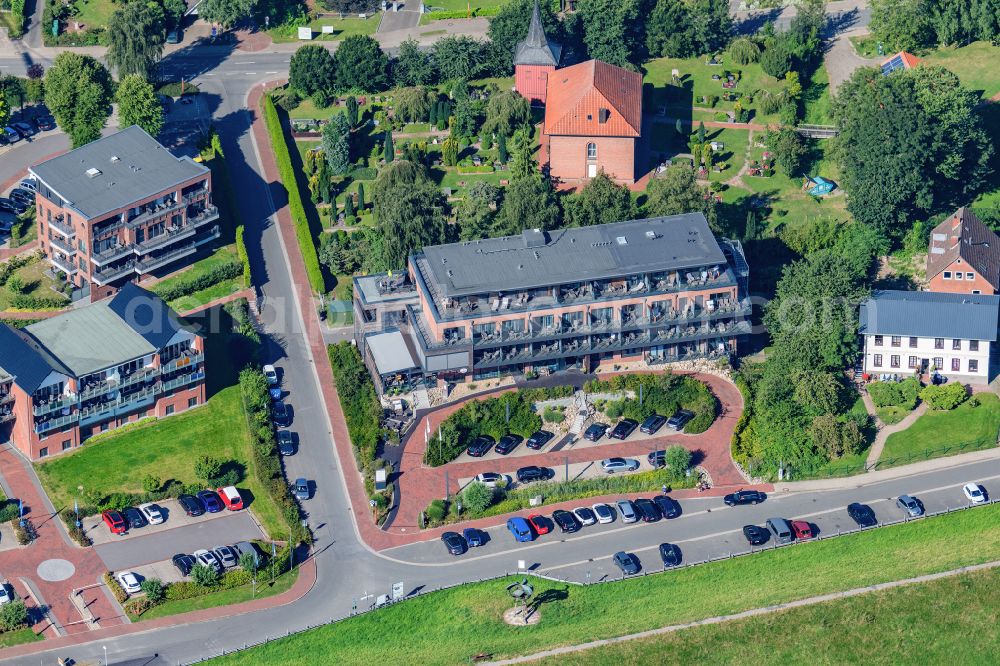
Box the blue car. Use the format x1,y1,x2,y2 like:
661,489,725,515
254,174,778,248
463,527,484,547
197,489,223,513
506,517,534,542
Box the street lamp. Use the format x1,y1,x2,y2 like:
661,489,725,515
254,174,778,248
103,645,107,666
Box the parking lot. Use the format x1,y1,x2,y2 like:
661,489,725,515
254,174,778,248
83,498,243,546
457,452,664,491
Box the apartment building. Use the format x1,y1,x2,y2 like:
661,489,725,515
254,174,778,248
0,283,206,460
859,290,998,384
354,214,750,392
30,126,220,301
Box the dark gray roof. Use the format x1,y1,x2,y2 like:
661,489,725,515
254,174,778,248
513,0,561,67
0,324,60,394
416,214,728,297
108,282,190,349
925,208,1000,291
29,126,209,220
860,290,1000,341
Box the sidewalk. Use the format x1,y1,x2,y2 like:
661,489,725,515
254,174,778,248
865,401,928,468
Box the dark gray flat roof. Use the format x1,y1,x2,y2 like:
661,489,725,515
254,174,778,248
860,290,1000,341
415,214,728,297
29,126,209,220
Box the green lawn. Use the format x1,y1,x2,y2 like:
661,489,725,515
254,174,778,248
877,405,912,425
802,62,833,125
132,568,299,622
534,566,1000,665
268,14,381,44
849,35,882,59
150,245,244,313
0,258,70,311
0,627,42,649
69,0,117,29
923,42,1000,100
206,503,1000,666
880,393,1000,466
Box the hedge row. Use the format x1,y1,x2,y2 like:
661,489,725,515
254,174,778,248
10,293,68,310
235,225,251,285
327,342,382,469
425,6,501,20
153,260,242,302
262,94,325,293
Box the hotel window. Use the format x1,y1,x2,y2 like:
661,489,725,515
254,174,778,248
890,355,900,368
909,337,918,348
891,336,901,347
873,354,883,367
874,335,883,346
934,338,944,349
934,357,944,370
952,358,960,372
62,439,71,451
969,359,979,373
943,271,952,279
908,356,918,369
970,340,979,351
966,272,975,280
955,273,964,280
952,339,962,350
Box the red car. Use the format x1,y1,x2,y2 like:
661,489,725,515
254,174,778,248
102,509,127,535
217,486,244,511
527,514,550,535
791,520,813,540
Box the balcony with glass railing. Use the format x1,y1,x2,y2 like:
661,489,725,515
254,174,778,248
159,352,203,375
48,214,75,238
49,233,77,255
92,260,136,285
160,370,205,393
49,253,78,275
33,392,78,416
91,243,134,267
34,411,80,434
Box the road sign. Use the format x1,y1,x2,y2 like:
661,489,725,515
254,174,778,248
392,581,404,600
517,559,526,571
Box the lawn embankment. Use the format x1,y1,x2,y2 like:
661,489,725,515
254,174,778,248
206,502,1000,665
0,627,42,649
881,392,1000,466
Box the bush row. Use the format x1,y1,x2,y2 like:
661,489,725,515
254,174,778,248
153,260,243,302
235,225,251,286
104,572,128,604
262,93,325,293
585,373,717,434
425,392,543,466
425,6,501,20
10,293,68,310
868,378,921,410
327,342,382,470
9,207,35,248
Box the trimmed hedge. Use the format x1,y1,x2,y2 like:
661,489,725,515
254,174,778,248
10,294,65,310
235,225,251,285
328,342,382,468
262,93,325,293
104,572,128,604
425,6,501,20
153,260,242,302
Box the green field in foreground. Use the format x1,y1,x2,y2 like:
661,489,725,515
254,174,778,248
207,503,1000,666
0,627,42,649
536,566,1000,665
881,393,1000,466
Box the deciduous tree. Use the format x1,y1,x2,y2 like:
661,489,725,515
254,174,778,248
566,172,635,227
289,44,337,96
116,74,164,137
393,39,436,87
106,1,166,80
197,0,256,29
45,53,114,148
336,35,390,92
322,112,351,175
494,175,560,234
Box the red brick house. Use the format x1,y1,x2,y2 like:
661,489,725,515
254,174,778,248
926,208,1000,295
513,0,561,104
542,59,643,185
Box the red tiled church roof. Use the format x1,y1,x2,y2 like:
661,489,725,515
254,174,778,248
543,60,642,138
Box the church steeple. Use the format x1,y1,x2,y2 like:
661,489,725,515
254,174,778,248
513,0,562,67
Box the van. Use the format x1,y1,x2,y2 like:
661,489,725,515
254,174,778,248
766,517,794,544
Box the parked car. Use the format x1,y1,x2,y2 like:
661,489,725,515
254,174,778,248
11,123,35,138
2,127,20,143
441,531,467,555
214,545,239,569
573,507,597,526
102,509,127,535
659,542,682,568
742,524,769,545
272,401,292,427
640,414,668,435
613,551,641,575
115,571,141,594
166,28,181,44
896,495,923,517
9,188,33,205
277,430,296,456
609,419,639,440
178,493,205,517
0,584,12,605
123,506,148,529
790,520,813,539
525,430,554,450
616,499,638,523
766,517,794,544
463,527,484,547
466,435,494,458
197,490,223,513
552,509,581,533
963,483,986,504
634,498,661,522
138,503,165,525
35,115,56,131
516,466,552,484
0,197,27,215
172,553,196,576
527,514,550,535
666,410,695,431
233,541,262,568
293,478,310,501
193,549,223,573
263,364,279,385
601,457,640,474
647,450,666,468
653,495,681,519
723,489,766,507
217,486,244,511
495,434,523,455
474,472,512,488
847,502,877,527
506,516,534,542
17,177,37,192
591,503,615,524
583,423,610,441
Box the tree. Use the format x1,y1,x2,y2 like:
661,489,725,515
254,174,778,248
646,0,732,58
383,131,394,163
45,53,114,148
488,0,563,73
729,36,761,64
345,95,359,128
106,1,166,80
394,87,431,123
289,44,337,96
495,175,561,234
808,414,863,459
766,126,807,176
869,0,933,52
194,455,223,483
462,481,495,514
760,43,792,79
191,563,220,587
664,445,692,474
481,89,530,139
497,133,508,163
344,191,355,218
197,0,256,29
450,81,477,138
441,137,460,166
393,39,436,87
5,276,24,295
141,474,161,493
457,181,503,240
577,0,645,68
116,74,164,137
372,161,444,267
140,578,165,603
509,125,536,180
26,63,44,80
357,182,366,210
696,121,705,144
644,166,718,229
432,36,487,82
336,35,390,92
323,112,351,175
239,551,258,573
567,172,635,227
0,600,28,631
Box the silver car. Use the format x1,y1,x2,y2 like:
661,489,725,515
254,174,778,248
896,495,923,517
601,457,640,474
616,499,638,523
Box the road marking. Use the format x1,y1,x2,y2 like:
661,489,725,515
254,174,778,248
245,72,257,75
266,71,278,74
239,61,257,64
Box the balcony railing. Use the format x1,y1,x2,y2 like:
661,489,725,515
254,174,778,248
124,191,210,231
49,234,77,255
0,411,14,424
48,215,75,238
91,243,134,267
0,392,13,406
160,352,203,375
136,242,198,273
160,370,205,393
33,393,77,416
49,253,78,275
35,412,80,434
92,261,136,285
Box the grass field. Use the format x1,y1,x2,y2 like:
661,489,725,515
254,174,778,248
206,503,1000,666
881,393,1000,466
268,14,381,44
0,258,70,311
0,628,42,649
150,245,244,313
533,566,1000,665
849,35,881,59
876,405,912,426
132,568,299,622
802,62,833,125
923,41,1000,100
69,0,117,29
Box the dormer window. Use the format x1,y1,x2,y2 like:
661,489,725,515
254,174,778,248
598,108,610,123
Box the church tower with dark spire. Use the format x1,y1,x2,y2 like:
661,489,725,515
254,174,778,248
513,0,562,104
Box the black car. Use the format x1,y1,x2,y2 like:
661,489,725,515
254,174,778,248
441,531,466,555
609,419,639,440
724,490,766,506
171,553,196,576
466,435,494,457
495,434,523,455
640,414,667,435
743,524,770,545
613,551,641,575
123,506,147,529
9,188,33,206
647,450,667,468
847,502,877,528
583,423,610,441
659,542,682,567
516,465,552,483
666,410,695,431
634,498,661,522
653,494,681,519
178,493,205,516
277,430,296,456
552,509,581,533
35,115,56,131
272,401,292,427
525,430,554,450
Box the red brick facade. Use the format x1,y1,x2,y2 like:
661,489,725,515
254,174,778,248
515,65,555,104
926,259,996,295
546,134,637,183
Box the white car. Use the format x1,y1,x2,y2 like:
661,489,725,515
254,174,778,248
18,178,37,192
0,584,12,605
591,503,615,524
963,483,986,504
474,472,512,488
263,364,279,386
138,502,165,525
193,549,223,573
616,499,638,523
573,507,598,526
601,458,640,474
115,571,141,594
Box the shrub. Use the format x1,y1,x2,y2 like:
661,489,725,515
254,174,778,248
328,342,382,469
425,499,447,523
140,578,165,604
191,564,220,588
542,406,564,423
919,382,968,410
0,501,17,523
194,455,223,483
152,260,242,302
604,400,625,421
424,391,543,466
0,600,28,631
0,252,36,286
221,568,252,588
235,225,251,285
124,597,153,616
12,518,36,545
142,475,161,493
104,572,128,604
664,445,692,474
461,482,494,514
